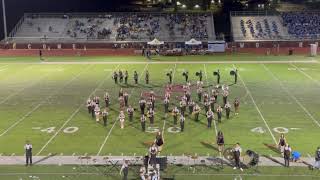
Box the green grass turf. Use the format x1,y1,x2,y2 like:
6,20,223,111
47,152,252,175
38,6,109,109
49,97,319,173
0,165,319,180
0,55,319,158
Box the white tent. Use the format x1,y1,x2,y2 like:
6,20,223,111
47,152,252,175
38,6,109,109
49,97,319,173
185,38,202,45
147,38,164,45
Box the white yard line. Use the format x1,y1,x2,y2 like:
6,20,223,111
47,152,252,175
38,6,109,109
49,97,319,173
262,64,320,128
0,60,318,65
290,63,320,86
232,64,277,144
96,64,149,156
203,64,218,136
0,71,54,105
37,64,121,156
0,65,94,137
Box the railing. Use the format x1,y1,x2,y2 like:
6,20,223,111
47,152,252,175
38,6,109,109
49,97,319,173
8,14,26,38
230,11,279,17
233,34,320,42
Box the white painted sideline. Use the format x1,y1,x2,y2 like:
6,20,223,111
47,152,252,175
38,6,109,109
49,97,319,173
0,65,94,137
203,64,218,136
233,64,277,144
0,60,318,65
37,64,120,156
96,64,149,156
262,64,320,128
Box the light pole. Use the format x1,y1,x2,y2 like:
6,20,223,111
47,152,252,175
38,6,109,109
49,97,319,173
1,0,8,41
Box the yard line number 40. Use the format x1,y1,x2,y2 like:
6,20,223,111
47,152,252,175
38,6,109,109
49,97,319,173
38,127,79,134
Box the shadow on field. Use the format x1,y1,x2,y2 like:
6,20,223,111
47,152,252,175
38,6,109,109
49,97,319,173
200,141,219,152
33,153,58,165
263,143,281,154
261,155,285,166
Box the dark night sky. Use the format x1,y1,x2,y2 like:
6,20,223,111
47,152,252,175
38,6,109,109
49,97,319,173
0,0,134,40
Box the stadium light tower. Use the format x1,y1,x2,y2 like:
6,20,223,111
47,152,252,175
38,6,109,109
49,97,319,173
1,0,8,41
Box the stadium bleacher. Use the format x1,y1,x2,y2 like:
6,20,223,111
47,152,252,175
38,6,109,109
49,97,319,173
231,15,288,41
9,13,216,43
231,11,320,41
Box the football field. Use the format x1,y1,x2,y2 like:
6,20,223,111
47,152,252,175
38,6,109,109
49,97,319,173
0,54,319,159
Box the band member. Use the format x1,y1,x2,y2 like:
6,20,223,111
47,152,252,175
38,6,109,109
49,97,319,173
203,91,209,103
147,108,155,125
119,70,123,83
222,90,229,106
204,100,210,113
127,106,134,122
188,100,195,115
193,104,201,121
94,105,101,122
217,131,224,157
164,97,170,118
120,160,129,180
225,101,231,119
206,108,214,128
25,141,32,166
112,71,118,84
147,99,153,111
149,143,158,166
234,98,240,115
284,144,291,167
150,94,155,110
185,90,191,103
179,99,187,116
217,69,220,84
233,143,243,171
124,70,128,84
94,96,100,105
119,111,125,129
139,98,146,114
172,106,180,125
167,71,173,84
164,91,171,100
119,88,124,97
180,115,185,132
87,98,92,114
155,131,164,152
212,88,218,102
216,105,222,123
183,70,189,82
140,114,146,132
119,95,125,110
210,95,216,112
198,70,203,81
134,71,138,84
102,108,108,126
104,92,110,108
197,86,203,102
278,134,287,156
123,92,129,107
145,70,150,84
91,101,96,119
196,80,203,89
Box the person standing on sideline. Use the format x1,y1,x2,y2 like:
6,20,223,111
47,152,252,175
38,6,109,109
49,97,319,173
278,134,287,157
25,141,33,166
233,143,243,171
120,160,129,180
314,147,320,169
284,144,291,167
216,131,224,157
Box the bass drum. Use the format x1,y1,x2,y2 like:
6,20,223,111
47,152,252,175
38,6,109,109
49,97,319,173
223,147,234,161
